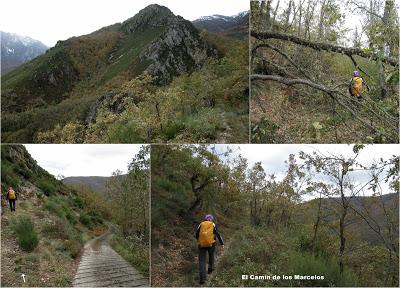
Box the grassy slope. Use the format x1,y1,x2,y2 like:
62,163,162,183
0,146,106,287
1,197,90,287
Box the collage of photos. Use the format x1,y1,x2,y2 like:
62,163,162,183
0,0,399,288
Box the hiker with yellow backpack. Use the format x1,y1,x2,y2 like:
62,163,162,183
6,186,17,212
195,214,224,285
349,70,368,101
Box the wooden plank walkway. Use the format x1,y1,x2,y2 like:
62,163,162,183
73,231,148,287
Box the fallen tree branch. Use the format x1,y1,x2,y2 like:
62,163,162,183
251,30,399,67
251,74,332,92
251,74,398,141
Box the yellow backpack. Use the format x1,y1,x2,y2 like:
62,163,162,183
350,77,363,96
197,221,215,248
8,189,16,200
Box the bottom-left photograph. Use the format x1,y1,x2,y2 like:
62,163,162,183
1,144,149,287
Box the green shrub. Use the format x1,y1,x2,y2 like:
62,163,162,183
15,163,33,179
72,196,84,209
162,120,185,140
42,222,58,236
44,199,65,218
286,251,358,287
63,239,82,258
111,234,149,277
45,218,83,258
79,213,93,229
87,210,104,225
65,211,77,225
183,107,224,141
37,178,57,196
1,161,20,187
251,117,279,143
13,216,39,252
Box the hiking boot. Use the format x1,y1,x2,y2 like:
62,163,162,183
208,268,213,274
199,279,205,285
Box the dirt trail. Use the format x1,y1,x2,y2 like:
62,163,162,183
205,240,232,286
73,230,148,287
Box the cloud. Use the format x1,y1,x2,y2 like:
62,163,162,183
24,144,145,177
214,144,398,196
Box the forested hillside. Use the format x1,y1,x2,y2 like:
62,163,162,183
151,144,399,287
0,145,149,286
250,0,399,143
2,4,248,144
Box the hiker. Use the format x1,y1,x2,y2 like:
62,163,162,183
349,70,367,101
195,214,224,285
6,186,17,212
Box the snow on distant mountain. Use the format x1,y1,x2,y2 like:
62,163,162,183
193,11,249,36
1,31,48,75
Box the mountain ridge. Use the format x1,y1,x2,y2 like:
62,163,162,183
62,175,126,193
1,31,48,75
192,11,249,38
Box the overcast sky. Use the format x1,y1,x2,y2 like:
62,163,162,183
215,144,399,197
0,0,249,46
265,0,400,47
24,144,144,177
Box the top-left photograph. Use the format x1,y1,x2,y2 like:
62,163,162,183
1,0,249,144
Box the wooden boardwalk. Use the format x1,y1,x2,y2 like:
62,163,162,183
73,231,148,287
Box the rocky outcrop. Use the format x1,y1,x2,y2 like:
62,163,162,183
122,4,175,33
140,19,220,84
86,90,141,124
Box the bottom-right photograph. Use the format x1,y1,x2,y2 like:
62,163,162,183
150,144,399,287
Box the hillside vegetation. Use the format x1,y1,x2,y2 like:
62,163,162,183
0,145,149,286
251,0,399,143
1,5,248,143
151,144,399,287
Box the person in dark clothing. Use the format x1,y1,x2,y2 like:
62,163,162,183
195,214,224,285
6,186,17,212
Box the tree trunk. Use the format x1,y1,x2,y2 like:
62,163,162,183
378,62,388,98
312,193,323,253
339,205,347,274
273,0,281,22
298,0,304,36
318,0,327,39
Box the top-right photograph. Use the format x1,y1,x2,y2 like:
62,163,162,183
250,0,399,144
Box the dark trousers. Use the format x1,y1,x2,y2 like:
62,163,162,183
9,199,16,211
198,245,215,282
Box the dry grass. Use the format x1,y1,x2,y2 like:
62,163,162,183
250,82,373,143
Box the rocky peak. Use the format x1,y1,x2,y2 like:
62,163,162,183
122,4,176,33
139,18,220,84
